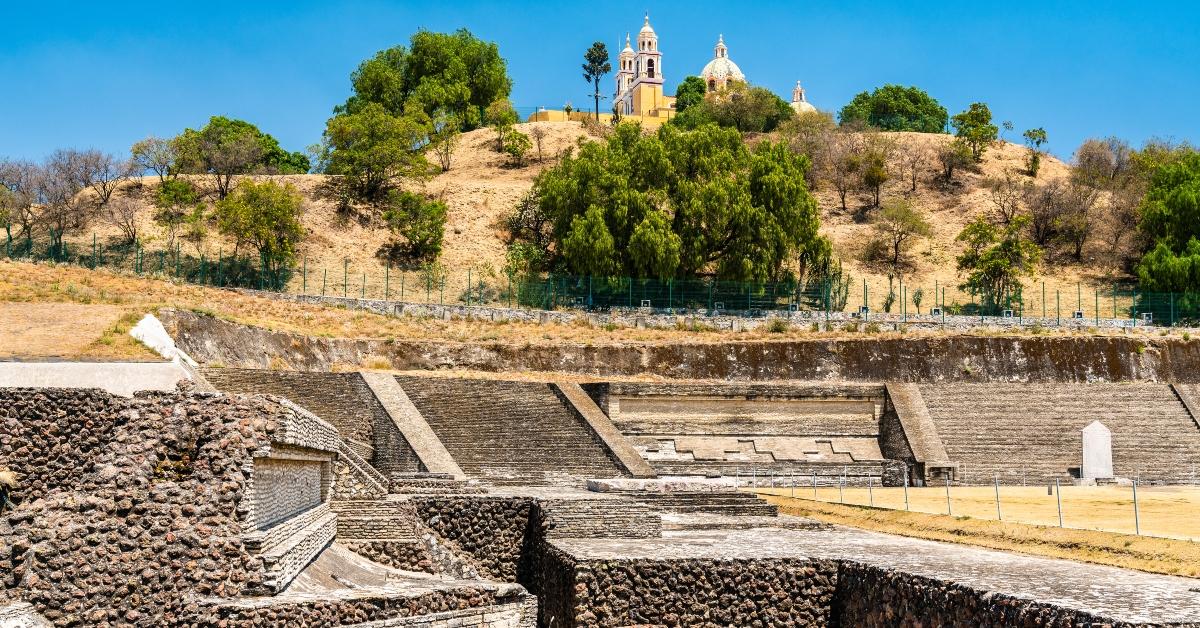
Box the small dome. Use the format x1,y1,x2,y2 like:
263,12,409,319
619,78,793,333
620,33,634,57
791,100,817,114
639,14,655,36
701,57,746,83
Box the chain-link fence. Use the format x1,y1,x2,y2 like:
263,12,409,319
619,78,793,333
747,467,1200,541
10,231,1200,327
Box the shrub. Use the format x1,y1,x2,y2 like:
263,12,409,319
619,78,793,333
767,318,790,333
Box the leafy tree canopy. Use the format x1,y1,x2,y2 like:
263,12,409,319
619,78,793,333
673,76,707,113
174,116,309,176
673,82,794,134
215,180,305,274
380,190,447,264
1134,151,1200,291
837,85,948,133
528,122,827,281
951,102,999,161
322,102,434,202
339,29,511,131
955,214,1040,310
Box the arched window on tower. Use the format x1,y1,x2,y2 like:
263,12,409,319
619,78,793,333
647,58,656,78
708,79,716,92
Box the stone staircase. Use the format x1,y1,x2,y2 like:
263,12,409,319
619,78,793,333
329,496,418,542
243,503,337,594
387,472,489,495
539,498,662,539
649,460,892,486
921,383,1200,485
630,491,779,517
395,376,627,485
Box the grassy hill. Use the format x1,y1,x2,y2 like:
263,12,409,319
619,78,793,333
51,121,1116,313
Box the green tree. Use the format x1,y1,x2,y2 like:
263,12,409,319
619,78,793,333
172,116,309,199
582,42,611,122
215,180,305,277
130,136,177,183
154,179,202,250
1023,127,1048,177
428,109,461,171
527,122,826,281
503,129,532,167
487,99,519,152
380,190,447,263
955,214,1041,311
838,85,948,133
1134,151,1200,291
951,103,999,162
339,29,511,131
676,83,793,133
322,103,433,202
937,138,974,181
673,76,707,113
873,198,932,270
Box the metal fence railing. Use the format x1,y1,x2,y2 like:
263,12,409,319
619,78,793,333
10,231,1200,327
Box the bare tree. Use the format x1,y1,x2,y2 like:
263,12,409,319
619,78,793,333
41,149,98,253
824,131,862,212
896,138,932,193
530,125,548,162
1058,181,1099,261
1103,187,1141,261
781,110,837,188
1073,137,1133,189
0,160,43,245
130,136,177,184
984,170,1026,224
106,196,142,245
1024,179,1065,248
84,150,134,207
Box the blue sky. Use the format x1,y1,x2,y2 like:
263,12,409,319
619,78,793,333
3,1,1197,162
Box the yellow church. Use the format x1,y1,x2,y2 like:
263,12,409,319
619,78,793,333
528,14,815,127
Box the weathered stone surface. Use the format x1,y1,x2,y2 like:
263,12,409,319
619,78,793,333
1081,420,1113,479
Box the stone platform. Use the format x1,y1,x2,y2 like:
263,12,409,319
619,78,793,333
548,526,1200,626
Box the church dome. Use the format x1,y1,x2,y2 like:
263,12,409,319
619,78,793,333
701,57,746,83
790,80,816,113
700,35,745,88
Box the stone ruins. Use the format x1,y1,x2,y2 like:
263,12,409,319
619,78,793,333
3,322,1200,626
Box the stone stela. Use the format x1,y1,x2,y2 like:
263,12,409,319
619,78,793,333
1081,420,1113,479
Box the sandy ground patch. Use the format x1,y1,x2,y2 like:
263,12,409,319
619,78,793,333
0,302,127,358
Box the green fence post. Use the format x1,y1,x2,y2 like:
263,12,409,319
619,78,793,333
322,268,327,297
862,279,868,316
588,275,593,308
361,273,366,299
1112,284,1117,320
200,254,206,286
668,279,673,313
91,233,96,269
343,260,348,298
1042,281,1046,319
1057,290,1061,326
401,273,405,302
467,268,472,306
1171,292,1176,326
708,280,714,311
384,263,389,302
747,281,752,312
1076,282,1081,315
1095,289,1099,326
176,244,181,278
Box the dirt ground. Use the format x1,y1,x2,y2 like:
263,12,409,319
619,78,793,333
0,302,153,360
756,485,1200,541
757,489,1200,578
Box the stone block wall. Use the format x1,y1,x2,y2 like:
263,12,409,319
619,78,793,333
412,496,541,583
832,562,1119,627
0,389,281,625
250,456,324,530
538,552,839,628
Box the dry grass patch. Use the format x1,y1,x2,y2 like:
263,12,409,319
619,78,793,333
758,491,1200,578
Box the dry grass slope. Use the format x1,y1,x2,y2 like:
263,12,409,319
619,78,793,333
56,122,1111,307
